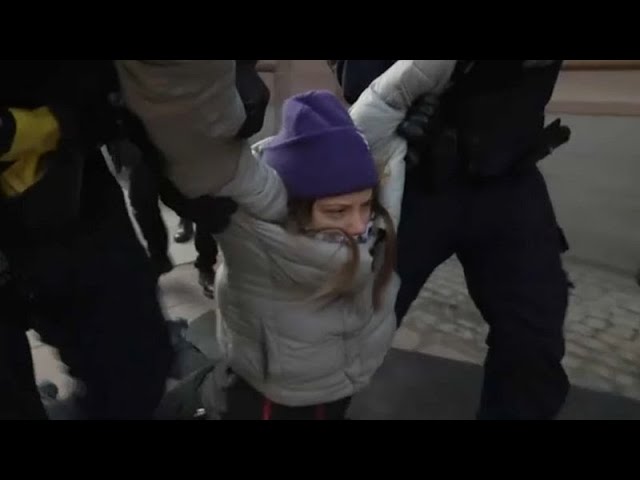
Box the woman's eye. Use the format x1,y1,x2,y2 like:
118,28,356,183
325,210,345,217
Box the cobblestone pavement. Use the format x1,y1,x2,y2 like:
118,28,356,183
393,257,640,401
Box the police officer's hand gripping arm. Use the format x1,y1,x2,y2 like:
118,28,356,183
349,60,456,160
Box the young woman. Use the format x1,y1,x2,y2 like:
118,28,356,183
214,61,451,419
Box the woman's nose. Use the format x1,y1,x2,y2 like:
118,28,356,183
346,213,368,237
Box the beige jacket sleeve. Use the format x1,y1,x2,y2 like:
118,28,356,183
115,60,248,198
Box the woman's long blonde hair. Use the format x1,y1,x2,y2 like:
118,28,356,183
287,188,396,311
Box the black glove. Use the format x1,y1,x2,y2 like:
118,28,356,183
396,94,442,168
159,178,238,235
235,61,270,139
516,118,571,172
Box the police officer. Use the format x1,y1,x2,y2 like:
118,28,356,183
332,60,572,420
0,60,173,419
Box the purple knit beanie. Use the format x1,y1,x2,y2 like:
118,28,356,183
262,90,378,199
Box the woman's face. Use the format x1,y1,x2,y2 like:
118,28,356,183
309,188,373,237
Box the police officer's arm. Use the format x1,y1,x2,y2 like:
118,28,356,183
347,61,457,225
349,60,456,161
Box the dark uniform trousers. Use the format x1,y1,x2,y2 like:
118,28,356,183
395,166,570,420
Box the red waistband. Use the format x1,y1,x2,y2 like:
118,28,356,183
262,399,326,420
